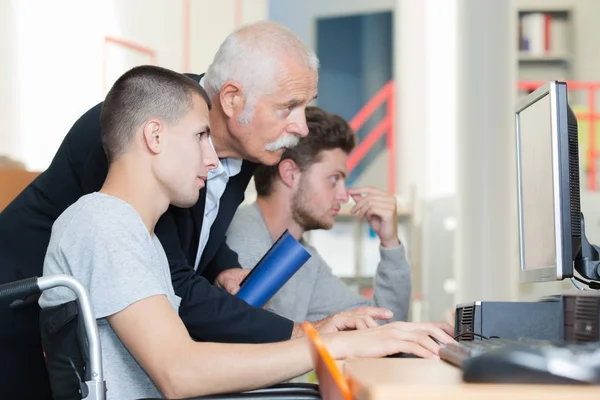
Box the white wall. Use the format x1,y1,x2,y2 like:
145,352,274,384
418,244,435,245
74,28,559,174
395,0,458,202
0,0,267,171
0,1,20,161
191,0,267,74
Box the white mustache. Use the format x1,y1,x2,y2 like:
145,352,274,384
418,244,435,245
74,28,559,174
265,134,300,152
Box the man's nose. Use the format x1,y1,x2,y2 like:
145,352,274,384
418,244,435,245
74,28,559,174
287,111,309,137
338,186,349,203
202,141,219,171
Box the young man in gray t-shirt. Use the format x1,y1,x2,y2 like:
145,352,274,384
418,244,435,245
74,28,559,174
40,192,181,399
40,66,454,399
39,65,214,399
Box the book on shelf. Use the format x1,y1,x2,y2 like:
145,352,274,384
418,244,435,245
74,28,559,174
519,12,568,58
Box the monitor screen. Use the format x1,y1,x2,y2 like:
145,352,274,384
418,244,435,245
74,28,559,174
518,93,557,273
515,81,575,283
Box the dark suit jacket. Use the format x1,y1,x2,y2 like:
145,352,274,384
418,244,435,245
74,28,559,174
0,74,293,398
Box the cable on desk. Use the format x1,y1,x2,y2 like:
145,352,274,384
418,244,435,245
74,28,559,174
571,276,600,290
453,332,500,341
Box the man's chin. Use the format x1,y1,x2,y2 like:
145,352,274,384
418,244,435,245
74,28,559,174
172,194,200,209
322,220,334,230
305,220,334,231
259,149,286,165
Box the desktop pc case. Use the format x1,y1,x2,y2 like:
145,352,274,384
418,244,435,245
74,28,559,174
454,301,562,342
455,294,600,343
562,292,600,342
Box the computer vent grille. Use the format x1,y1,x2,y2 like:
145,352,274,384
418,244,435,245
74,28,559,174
574,297,599,342
568,122,581,238
458,305,475,341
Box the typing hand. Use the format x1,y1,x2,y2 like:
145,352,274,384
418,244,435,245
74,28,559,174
215,268,251,295
325,321,455,360
314,306,394,334
431,320,455,337
348,187,399,248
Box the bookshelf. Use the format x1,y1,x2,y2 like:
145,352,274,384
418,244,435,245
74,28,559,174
517,1,573,81
516,0,600,114
518,52,570,63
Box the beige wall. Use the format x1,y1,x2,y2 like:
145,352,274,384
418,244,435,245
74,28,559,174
0,0,267,171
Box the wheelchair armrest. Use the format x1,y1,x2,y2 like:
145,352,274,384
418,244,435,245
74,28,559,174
255,383,318,392
138,384,321,400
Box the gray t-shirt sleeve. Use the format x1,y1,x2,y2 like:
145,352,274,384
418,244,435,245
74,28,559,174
40,195,170,319
302,243,411,322
226,205,273,269
303,247,369,321
371,244,412,321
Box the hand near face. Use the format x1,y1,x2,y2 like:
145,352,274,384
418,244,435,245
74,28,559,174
348,186,399,248
215,268,251,295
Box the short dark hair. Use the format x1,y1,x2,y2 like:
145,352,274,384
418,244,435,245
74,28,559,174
100,65,211,163
254,106,356,196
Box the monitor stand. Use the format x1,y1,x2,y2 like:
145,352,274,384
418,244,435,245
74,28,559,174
574,213,600,283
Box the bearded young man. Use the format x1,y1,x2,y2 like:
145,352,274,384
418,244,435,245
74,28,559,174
226,106,413,323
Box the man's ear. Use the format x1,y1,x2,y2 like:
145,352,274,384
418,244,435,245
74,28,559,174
278,159,300,189
142,120,163,154
219,80,246,119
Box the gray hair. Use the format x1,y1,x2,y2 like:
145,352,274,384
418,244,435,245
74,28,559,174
204,21,319,115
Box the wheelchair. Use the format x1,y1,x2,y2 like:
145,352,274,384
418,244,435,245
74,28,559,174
0,275,321,400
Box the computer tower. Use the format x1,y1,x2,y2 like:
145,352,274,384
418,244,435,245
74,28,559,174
562,293,600,342
455,301,562,342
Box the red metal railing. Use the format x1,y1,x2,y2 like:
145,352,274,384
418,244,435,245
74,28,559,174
183,0,191,72
347,81,396,193
518,81,600,190
234,0,243,27
350,80,600,195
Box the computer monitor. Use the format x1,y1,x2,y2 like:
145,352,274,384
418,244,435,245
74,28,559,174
515,81,581,283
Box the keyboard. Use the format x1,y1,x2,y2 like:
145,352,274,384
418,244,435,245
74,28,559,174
440,339,600,385
440,338,534,367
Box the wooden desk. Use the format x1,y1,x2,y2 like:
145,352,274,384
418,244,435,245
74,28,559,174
344,358,600,399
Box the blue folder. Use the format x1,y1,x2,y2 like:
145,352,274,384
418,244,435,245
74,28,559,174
236,230,311,308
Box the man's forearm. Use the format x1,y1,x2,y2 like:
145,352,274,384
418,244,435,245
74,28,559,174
290,323,303,339
177,272,294,343
291,314,337,338
372,244,411,321
165,338,315,398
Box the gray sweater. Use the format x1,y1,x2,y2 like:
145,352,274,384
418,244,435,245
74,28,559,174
225,203,412,322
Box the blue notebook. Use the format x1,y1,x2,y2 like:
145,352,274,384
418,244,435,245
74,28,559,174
236,230,311,308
